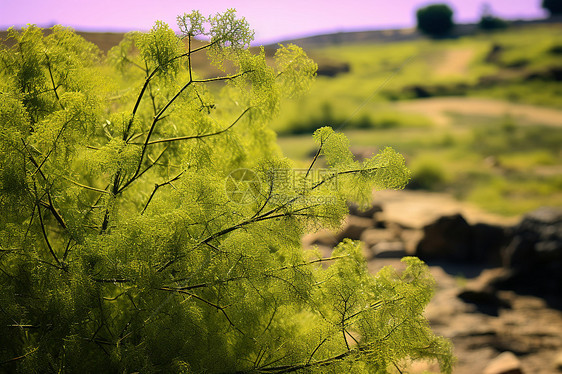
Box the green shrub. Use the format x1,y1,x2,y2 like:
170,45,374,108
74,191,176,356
479,16,508,31
0,11,453,373
408,158,448,190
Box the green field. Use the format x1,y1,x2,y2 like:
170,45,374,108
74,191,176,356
274,24,562,216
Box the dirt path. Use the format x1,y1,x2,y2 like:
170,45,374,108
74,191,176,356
371,189,520,228
394,97,562,127
435,48,475,77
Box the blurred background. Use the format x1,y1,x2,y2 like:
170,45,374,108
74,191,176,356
2,1,562,373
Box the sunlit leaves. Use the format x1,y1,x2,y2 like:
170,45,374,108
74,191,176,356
275,43,318,98
209,9,254,49
137,21,183,75
0,11,452,374
313,126,354,168
177,10,206,37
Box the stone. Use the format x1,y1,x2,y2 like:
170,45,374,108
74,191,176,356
400,229,424,255
347,201,382,218
302,230,338,249
371,241,407,258
457,284,510,316
360,228,396,248
554,351,562,371
483,351,523,374
385,221,404,239
415,213,472,261
501,207,562,293
471,222,508,265
336,215,374,242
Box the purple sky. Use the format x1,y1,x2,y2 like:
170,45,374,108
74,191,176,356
1,0,547,44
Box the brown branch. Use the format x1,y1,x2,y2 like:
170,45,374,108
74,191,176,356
92,278,130,283
130,80,192,180
63,177,111,194
306,337,329,365
36,203,63,270
117,145,169,194
200,204,321,245
0,347,39,366
141,170,184,215
251,172,275,220
31,119,71,178
191,70,253,84
167,255,349,291
187,34,193,82
21,139,68,230
343,300,384,323
45,53,64,110
142,106,252,146
100,172,120,233
122,104,250,195
158,287,244,335
127,38,219,125
305,139,324,179
252,344,374,373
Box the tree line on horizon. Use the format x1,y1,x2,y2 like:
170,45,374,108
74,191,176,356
416,1,562,38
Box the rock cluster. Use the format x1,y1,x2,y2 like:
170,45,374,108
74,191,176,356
501,207,562,295
302,201,562,373
415,207,562,297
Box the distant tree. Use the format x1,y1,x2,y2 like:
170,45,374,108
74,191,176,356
416,4,455,37
478,3,508,31
542,0,562,15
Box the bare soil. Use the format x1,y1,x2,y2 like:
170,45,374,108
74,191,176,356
394,97,562,127
434,48,475,77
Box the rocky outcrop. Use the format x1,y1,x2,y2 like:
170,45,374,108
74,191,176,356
302,199,562,374
336,215,374,242
416,214,473,261
412,207,562,297
483,351,523,374
415,213,508,264
310,204,561,296
499,207,562,294
554,351,562,371
347,202,382,219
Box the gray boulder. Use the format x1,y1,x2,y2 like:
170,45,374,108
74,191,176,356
500,207,562,293
415,214,473,261
415,213,508,264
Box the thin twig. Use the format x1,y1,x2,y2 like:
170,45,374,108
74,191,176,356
45,53,64,110
0,347,39,366
141,170,184,215
63,176,111,194
142,106,252,146
36,203,63,270
158,287,244,335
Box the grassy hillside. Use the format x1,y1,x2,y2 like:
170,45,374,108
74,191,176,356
271,23,562,134
272,23,562,216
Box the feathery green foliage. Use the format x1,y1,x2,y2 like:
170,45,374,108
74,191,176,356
0,10,453,373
